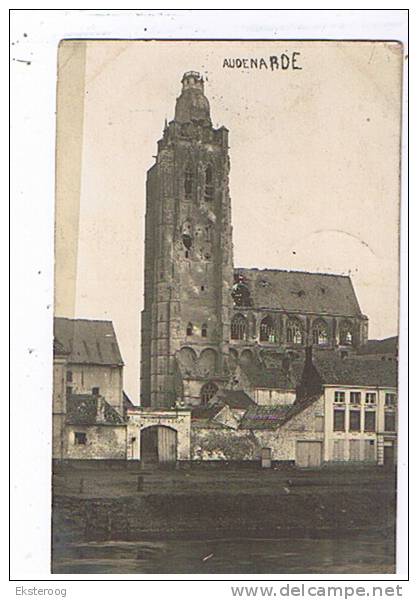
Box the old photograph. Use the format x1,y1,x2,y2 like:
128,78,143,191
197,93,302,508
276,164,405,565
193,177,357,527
51,40,403,574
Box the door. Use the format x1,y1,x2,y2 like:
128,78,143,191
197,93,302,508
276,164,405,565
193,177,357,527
157,427,177,465
296,441,322,468
349,440,362,461
140,426,177,466
383,443,395,467
261,447,272,469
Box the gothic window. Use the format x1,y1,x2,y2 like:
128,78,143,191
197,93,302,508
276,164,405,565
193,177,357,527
200,381,218,405
260,316,276,342
184,165,193,198
286,318,304,345
186,322,193,336
312,319,329,345
201,323,208,338
340,320,354,345
204,165,214,201
231,314,247,341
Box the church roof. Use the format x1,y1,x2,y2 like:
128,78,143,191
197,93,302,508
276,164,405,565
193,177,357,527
356,336,398,356
54,317,124,366
234,268,363,317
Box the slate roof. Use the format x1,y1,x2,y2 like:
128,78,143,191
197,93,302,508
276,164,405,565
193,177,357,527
356,336,398,356
241,361,304,390
234,268,363,316
53,338,68,356
191,403,225,421
313,357,398,388
216,390,255,409
54,317,123,366
66,394,125,425
239,405,291,430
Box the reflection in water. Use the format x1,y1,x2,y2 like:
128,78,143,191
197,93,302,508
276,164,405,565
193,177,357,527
53,535,395,574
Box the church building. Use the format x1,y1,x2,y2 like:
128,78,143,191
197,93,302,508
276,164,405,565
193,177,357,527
140,71,369,411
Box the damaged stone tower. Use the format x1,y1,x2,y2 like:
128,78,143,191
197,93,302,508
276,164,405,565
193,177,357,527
141,71,234,408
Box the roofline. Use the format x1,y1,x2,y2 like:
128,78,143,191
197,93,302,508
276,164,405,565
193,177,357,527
54,316,115,325
234,267,353,279
66,361,124,367
322,384,398,390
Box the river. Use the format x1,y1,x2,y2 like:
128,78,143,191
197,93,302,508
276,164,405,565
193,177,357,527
52,534,395,574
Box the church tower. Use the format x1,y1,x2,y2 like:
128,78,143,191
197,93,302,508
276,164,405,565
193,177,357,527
141,72,234,408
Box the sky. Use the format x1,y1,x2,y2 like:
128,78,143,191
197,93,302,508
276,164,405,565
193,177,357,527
55,40,402,402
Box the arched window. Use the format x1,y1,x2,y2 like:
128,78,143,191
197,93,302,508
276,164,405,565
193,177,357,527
186,322,193,336
340,320,353,346
231,314,247,341
184,165,193,197
201,381,218,404
204,165,214,201
286,318,304,345
260,316,276,343
201,323,208,338
312,319,329,346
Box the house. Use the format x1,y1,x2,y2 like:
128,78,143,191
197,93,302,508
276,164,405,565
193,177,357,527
54,317,124,414
299,353,398,466
190,391,324,466
53,317,127,460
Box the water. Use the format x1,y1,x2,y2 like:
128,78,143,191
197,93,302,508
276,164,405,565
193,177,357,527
52,535,395,574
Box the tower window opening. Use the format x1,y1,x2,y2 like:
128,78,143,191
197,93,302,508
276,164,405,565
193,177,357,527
201,285,205,291
185,250,189,259
231,314,247,341
184,166,193,197
186,322,193,336
182,233,192,250
204,165,214,200
201,323,208,337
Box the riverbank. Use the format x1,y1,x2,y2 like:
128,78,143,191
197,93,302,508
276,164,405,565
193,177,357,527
52,464,396,573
